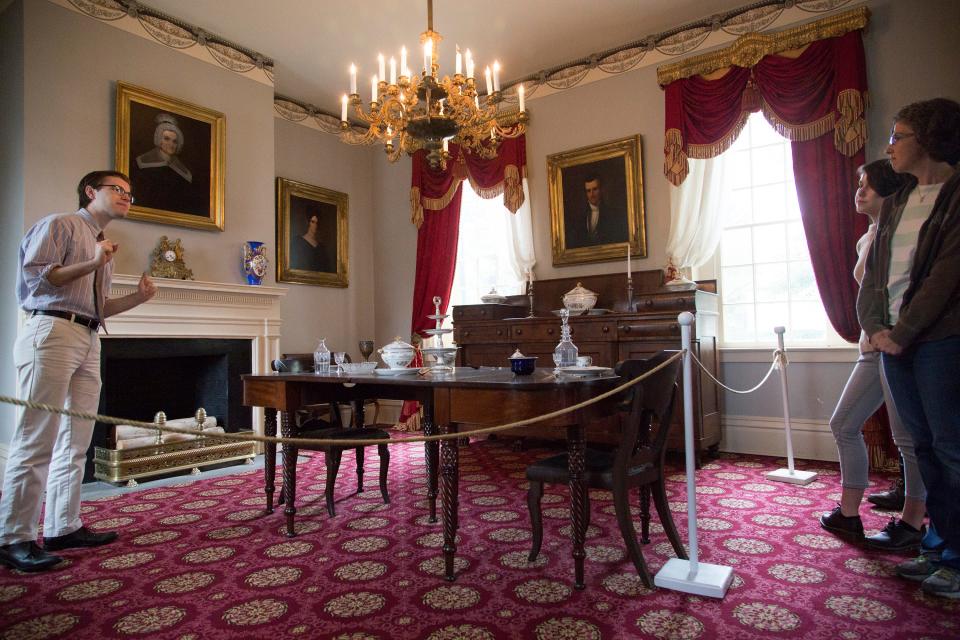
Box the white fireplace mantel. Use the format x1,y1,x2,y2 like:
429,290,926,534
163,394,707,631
106,274,287,437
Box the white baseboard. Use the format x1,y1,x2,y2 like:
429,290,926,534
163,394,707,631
720,414,838,462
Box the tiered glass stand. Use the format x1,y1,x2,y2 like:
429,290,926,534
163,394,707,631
421,296,459,373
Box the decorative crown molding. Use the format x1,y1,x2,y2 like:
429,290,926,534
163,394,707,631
54,0,275,86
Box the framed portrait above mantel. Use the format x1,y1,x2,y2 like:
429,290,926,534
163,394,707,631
276,177,349,288
547,135,646,266
114,82,225,231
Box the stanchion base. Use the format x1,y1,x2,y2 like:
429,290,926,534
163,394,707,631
655,558,733,598
765,468,818,484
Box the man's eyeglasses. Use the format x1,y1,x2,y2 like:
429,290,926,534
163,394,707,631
889,132,916,145
94,184,135,203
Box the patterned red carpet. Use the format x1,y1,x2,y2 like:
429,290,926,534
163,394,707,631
0,439,957,639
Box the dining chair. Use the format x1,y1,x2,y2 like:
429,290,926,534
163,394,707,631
525,351,687,587
271,356,390,518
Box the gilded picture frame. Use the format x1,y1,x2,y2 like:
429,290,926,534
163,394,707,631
276,177,349,287
547,135,646,266
115,82,225,231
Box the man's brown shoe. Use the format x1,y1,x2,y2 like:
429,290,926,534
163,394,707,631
867,478,905,511
0,541,62,572
43,526,118,551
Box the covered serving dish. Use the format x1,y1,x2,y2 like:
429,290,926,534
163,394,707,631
378,337,417,369
480,287,507,304
562,282,598,315
508,348,537,375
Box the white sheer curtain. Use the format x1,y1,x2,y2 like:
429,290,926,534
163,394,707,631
449,178,537,308
666,156,733,278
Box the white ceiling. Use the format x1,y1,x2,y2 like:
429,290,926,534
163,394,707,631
147,0,750,110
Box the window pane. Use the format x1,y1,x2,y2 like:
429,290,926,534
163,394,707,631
788,260,819,300
751,145,786,185
756,302,790,337
752,183,789,223
723,304,756,343
751,116,786,146
721,265,754,303
752,223,786,264
786,221,809,261
721,227,753,266
755,263,788,302
790,300,829,341
727,189,752,226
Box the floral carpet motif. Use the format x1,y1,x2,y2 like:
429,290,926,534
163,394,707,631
0,440,957,639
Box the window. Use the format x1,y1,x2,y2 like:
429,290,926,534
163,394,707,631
448,181,528,308
713,112,844,347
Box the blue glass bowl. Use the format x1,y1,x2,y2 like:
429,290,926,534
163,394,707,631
509,356,537,375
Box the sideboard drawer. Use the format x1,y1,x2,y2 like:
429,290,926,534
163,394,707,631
617,319,681,339
456,325,510,343
633,295,696,313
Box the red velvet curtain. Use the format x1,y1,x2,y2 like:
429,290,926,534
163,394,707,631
398,136,527,426
662,30,867,341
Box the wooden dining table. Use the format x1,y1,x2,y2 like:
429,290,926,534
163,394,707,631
242,366,619,589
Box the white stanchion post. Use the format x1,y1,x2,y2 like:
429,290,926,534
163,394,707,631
654,312,732,598
765,326,817,485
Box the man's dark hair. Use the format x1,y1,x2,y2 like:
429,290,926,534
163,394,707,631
857,159,908,198
894,98,960,165
77,170,130,208
583,174,601,186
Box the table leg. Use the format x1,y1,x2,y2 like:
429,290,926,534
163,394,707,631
280,410,297,537
423,400,438,523
568,423,587,590
441,423,460,582
263,408,277,514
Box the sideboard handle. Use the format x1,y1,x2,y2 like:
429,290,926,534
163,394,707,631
496,329,503,336
620,325,631,333
515,328,522,336
547,328,554,335
602,325,610,333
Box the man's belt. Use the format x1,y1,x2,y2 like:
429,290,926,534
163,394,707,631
31,309,100,332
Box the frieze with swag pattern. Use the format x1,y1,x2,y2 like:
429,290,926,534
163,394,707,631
69,0,125,20
656,25,712,56
139,14,195,49
722,5,784,35
208,42,257,73
798,0,853,12
274,100,309,122
545,64,590,90
598,47,647,74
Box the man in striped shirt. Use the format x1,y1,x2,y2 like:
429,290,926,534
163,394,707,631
0,170,157,572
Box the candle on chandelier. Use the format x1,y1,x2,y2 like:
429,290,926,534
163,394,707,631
371,75,378,103
349,64,357,95
423,40,433,75
341,94,348,122
518,83,525,112
465,49,474,79
442,138,449,154
378,53,385,83
400,46,407,77
389,57,396,85
484,67,492,95
456,46,462,75
492,61,501,92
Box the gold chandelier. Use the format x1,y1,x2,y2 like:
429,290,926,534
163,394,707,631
339,0,527,169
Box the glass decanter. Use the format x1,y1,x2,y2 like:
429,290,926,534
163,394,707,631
313,337,331,374
553,309,579,368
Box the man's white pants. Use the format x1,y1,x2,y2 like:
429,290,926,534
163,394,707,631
0,315,101,545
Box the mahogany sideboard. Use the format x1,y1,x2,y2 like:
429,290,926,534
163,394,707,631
452,270,721,459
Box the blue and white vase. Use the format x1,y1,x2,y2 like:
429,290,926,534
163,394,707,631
242,241,268,285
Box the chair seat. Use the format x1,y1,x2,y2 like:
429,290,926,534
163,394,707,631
298,427,390,443
527,449,654,485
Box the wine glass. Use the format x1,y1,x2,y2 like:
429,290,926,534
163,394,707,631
358,340,375,362
333,351,347,372
552,351,563,374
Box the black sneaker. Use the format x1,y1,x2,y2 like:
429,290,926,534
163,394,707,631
865,518,925,553
867,478,905,511
819,505,864,542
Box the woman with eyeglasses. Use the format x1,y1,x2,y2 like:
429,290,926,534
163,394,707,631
820,159,927,552
857,97,960,600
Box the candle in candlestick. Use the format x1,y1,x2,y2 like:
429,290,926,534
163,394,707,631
378,53,385,82
400,46,407,76
518,83,525,112
370,75,378,103
492,61,501,92
627,244,631,276
455,46,462,75
484,67,492,95
389,57,396,85
465,49,474,78
340,94,348,122
423,40,432,75
349,64,357,94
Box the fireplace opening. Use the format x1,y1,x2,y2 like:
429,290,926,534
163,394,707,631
86,338,253,482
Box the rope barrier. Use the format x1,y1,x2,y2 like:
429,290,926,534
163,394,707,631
686,348,785,395
0,352,683,449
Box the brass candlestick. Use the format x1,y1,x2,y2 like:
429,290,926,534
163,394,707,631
526,280,536,318
627,274,634,311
